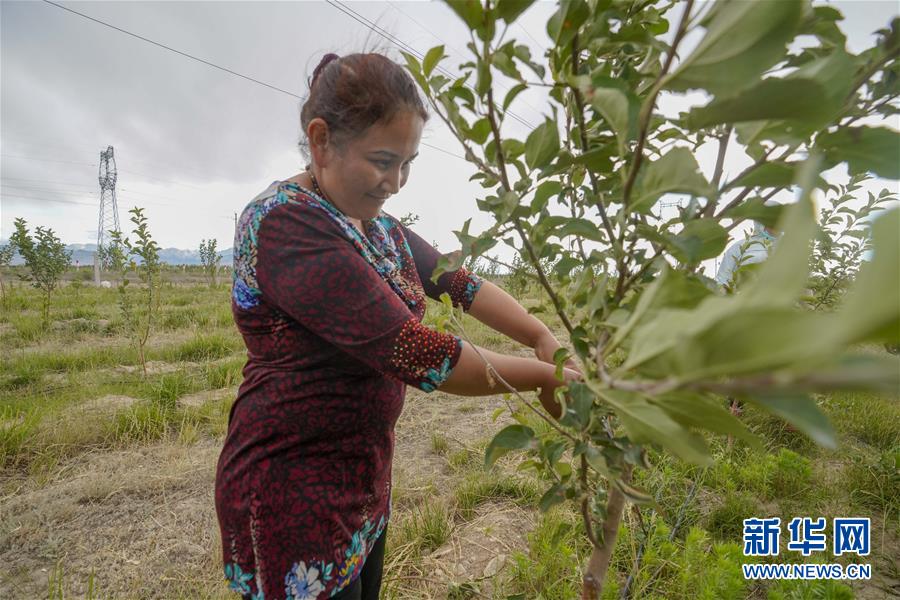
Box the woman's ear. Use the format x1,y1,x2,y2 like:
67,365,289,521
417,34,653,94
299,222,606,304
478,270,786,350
307,118,332,168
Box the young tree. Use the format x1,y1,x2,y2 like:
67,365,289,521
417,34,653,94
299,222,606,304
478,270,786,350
9,217,72,324
408,1,899,596
809,175,897,309
111,208,160,377
0,241,15,303
199,238,222,287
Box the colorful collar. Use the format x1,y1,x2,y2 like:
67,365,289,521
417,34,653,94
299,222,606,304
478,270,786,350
281,181,419,308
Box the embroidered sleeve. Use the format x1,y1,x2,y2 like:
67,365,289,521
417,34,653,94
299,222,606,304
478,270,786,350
397,221,484,311
255,203,462,391
389,319,462,392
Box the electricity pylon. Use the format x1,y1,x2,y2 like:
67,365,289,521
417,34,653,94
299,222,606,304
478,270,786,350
96,146,120,267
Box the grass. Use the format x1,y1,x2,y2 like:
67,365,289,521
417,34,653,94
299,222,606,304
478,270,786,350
823,391,900,451
507,508,590,600
454,473,540,520
430,431,449,456
1,277,898,599
392,498,453,554
167,333,242,362
844,446,900,519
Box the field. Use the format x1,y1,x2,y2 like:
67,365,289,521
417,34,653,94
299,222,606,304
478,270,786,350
1,271,897,599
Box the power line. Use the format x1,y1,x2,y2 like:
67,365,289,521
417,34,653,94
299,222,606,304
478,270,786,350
0,193,96,206
1,177,98,189
41,0,302,99
1,153,209,190
1,184,98,197
515,21,544,50
326,0,538,131
2,136,220,182
39,0,467,162
1,153,97,167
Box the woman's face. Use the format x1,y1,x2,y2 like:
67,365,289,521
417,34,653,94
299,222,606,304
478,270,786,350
311,110,424,221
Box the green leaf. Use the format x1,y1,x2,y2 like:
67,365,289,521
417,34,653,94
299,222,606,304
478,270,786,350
746,392,836,449
446,0,484,30
431,252,465,284
666,0,804,95
587,77,638,154
484,424,537,467
651,391,761,449
469,118,492,145
742,175,818,306
530,180,563,212
817,127,900,180
610,267,712,351
476,58,492,97
595,389,712,464
665,220,729,265
630,148,713,213
729,161,798,189
538,482,566,512
546,0,589,46
513,44,545,79
722,197,786,227
400,51,428,91
553,218,605,243
493,47,524,82
553,255,579,279
613,479,655,505
804,353,900,395
525,119,560,171
503,83,528,112
733,49,860,145
495,0,535,24
685,79,831,129
558,381,593,430
582,445,611,477
423,45,446,78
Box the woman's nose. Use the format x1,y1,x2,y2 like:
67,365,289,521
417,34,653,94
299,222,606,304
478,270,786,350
382,167,402,194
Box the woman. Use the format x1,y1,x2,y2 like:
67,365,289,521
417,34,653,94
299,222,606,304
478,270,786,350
215,52,577,600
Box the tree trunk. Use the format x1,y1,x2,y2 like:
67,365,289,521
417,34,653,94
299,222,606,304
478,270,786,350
581,467,633,600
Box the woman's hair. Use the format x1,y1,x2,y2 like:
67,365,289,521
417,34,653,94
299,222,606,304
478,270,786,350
299,53,429,162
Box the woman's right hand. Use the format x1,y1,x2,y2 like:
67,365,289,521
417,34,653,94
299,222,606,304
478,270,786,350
538,367,581,419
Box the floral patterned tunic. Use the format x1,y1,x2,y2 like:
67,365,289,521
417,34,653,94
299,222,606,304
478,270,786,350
215,181,483,600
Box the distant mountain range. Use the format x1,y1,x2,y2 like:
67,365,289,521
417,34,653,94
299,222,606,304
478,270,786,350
0,240,232,266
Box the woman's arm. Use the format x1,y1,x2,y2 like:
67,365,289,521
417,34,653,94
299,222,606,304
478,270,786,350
438,341,578,418
467,279,550,349
467,279,573,367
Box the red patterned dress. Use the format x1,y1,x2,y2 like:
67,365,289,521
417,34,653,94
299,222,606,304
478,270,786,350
215,180,483,600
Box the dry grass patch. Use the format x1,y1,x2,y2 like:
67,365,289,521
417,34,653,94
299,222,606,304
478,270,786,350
0,438,225,599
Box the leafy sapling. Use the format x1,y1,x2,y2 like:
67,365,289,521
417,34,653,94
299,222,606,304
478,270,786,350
409,1,900,596
199,238,222,287
110,208,160,377
9,217,72,324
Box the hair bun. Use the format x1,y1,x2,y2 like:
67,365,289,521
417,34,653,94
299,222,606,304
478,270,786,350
311,53,340,88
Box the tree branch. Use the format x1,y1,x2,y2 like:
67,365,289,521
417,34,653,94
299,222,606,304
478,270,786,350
621,0,695,209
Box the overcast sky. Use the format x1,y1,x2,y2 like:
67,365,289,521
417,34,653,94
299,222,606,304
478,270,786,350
1,1,897,272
